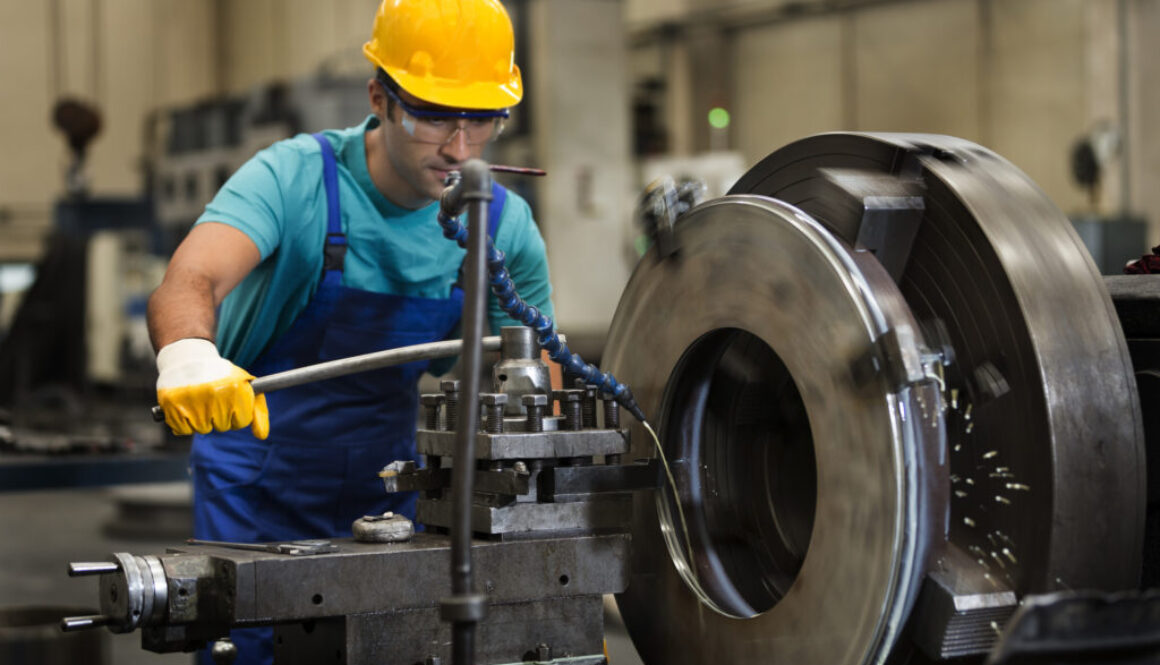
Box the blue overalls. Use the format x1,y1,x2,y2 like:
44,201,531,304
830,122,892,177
190,133,505,665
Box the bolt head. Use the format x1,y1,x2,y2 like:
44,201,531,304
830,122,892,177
553,389,582,402
420,393,446,406
522,393,549,407
480,393,509,405
574,378,598,393
440,379,461,393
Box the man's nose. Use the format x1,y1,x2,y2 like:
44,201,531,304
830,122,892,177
440,123,472,161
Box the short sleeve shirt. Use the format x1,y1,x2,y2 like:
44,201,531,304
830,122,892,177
195,115,554,369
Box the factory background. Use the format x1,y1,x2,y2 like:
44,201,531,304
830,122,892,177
4,0,1159,337
1,0,1158,663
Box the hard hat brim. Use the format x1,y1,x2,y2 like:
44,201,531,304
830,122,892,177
365,44,523,111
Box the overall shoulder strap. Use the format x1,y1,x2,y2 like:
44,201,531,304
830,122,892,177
486,181,506,240
311,133,346,287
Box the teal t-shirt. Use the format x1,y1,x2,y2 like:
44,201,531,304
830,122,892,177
195,115,554,370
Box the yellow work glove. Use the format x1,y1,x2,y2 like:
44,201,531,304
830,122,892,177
155,338,270,439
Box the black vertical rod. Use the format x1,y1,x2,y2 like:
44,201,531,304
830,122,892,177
448,159,491,665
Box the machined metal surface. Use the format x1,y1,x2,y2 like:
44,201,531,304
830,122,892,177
63,552,171,634
538,462,661,502
274,596,607,665
416,429,629,460
493,326,552,416
172,533,627,626
730,133,1144,596
605,193,945,665
416,495,633,536
604,132,1145,665
911,544,1018,659
66,532,629,659
382,465,530,496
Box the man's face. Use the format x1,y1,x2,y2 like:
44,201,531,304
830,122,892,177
373,83,488,204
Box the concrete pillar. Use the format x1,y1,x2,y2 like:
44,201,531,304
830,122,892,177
527,0,634,353
1126,0,1160,243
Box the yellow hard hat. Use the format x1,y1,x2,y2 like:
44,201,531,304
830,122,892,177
363,0,523,110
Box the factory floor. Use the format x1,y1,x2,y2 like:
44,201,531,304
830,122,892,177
0,484,644,665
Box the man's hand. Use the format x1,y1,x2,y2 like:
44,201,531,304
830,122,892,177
156,338,269,439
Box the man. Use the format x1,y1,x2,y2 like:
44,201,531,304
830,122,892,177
148,1,553,662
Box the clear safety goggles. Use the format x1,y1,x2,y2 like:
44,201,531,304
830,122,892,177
379,80,508,146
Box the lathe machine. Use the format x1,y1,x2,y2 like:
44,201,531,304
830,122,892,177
62,133,1159,664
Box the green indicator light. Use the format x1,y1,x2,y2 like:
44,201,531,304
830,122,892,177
708,107,730,129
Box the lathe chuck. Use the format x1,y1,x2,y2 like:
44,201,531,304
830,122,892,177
604,133,1144,665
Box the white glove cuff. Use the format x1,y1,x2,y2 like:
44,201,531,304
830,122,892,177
156,338,233,389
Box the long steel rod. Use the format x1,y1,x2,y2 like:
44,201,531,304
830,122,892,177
449,159,491,665
250,338,500,393
152,337,501,420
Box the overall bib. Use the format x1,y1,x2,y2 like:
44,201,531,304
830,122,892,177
191,133,505,665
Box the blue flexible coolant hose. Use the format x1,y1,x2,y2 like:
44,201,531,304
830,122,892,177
438,209,647,424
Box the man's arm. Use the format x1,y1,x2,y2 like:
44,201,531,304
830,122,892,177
148,222,262,350
149,222,269,438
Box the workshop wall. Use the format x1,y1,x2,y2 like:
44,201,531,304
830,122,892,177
216,0,379,94
527,0,634,341
732,0,1091,215
3,0,1157,261
0,0,217,261
630,0,1160,245
1129,0,1160,248
0,0,379,263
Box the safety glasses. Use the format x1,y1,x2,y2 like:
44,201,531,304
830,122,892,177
379,80,508,146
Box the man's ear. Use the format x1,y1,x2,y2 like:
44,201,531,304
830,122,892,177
368,78,388,118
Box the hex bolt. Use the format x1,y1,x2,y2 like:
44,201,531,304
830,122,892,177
480,393,509,433
440,380,461,431
601,394,621,429
554,389,584,431
420,393,445,431
536,643,552,662
522,393,548,433
576,379,598,428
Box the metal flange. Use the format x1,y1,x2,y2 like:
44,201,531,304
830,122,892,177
730,133,1145,597
605,132,1145,664
605,194,946,665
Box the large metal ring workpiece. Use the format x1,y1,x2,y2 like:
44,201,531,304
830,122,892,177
604,133,1145,664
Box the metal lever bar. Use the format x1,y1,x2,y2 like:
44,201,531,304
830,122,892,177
68,561,119,576
184,538,270,552
152,336,503,422
184,538,338,556
60,614,113,632
488,164,546,177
